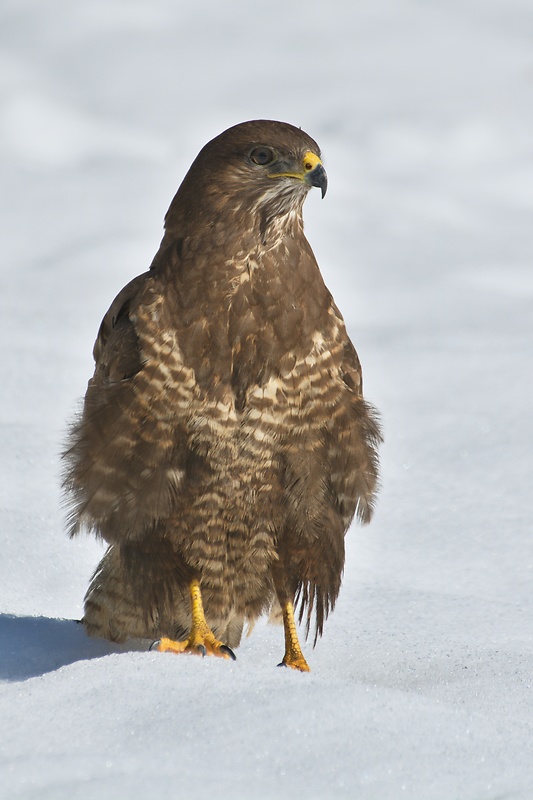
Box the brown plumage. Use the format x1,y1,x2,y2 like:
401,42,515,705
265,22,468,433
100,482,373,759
63,120,382,670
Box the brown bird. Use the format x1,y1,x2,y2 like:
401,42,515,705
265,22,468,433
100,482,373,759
63,120,381,671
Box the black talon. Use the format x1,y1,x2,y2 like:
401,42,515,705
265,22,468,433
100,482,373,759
197,644,207,657
149,639,161,651
220,645,237,661
277,661,287,668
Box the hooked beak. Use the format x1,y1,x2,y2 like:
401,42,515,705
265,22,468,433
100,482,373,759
306,162,327,198
268,150,328,198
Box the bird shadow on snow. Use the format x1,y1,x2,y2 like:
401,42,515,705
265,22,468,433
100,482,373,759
0,614,145,682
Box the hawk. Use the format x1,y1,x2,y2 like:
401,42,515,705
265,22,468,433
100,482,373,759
63,120,381,671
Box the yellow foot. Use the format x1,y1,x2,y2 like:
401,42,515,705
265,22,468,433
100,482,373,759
278,600,311,672
149,579,236,661
152,634,236,660
278,654,311,672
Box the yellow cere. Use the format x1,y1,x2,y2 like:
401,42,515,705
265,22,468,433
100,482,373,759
269,150,322,181
302,151,322,172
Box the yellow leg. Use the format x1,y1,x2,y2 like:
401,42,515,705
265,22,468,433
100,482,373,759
279,601,310,672
153,579,236,660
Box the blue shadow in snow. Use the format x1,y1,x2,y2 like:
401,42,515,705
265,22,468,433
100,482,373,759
0,614,145,682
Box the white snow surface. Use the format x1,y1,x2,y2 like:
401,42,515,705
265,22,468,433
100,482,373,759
1,1,532,798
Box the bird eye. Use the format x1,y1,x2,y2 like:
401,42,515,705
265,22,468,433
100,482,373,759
250,147,275,166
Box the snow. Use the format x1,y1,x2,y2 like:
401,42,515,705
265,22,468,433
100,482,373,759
1,0,532,797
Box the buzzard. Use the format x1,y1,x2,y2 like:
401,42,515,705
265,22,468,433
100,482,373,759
63,120,381,671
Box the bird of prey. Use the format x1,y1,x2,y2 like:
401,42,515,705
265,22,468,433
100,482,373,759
63,120,381,671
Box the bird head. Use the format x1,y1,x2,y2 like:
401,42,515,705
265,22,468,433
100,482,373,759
163,120,327,243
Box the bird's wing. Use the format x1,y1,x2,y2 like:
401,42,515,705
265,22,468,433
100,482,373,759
63,270,194,542
327,301,364,396
91,272,148,381
329,305,382,527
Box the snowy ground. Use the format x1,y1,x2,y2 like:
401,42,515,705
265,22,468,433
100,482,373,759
1,1,532,798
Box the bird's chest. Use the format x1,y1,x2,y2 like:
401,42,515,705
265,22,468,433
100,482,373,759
183,335,345,459
142,250,345,451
